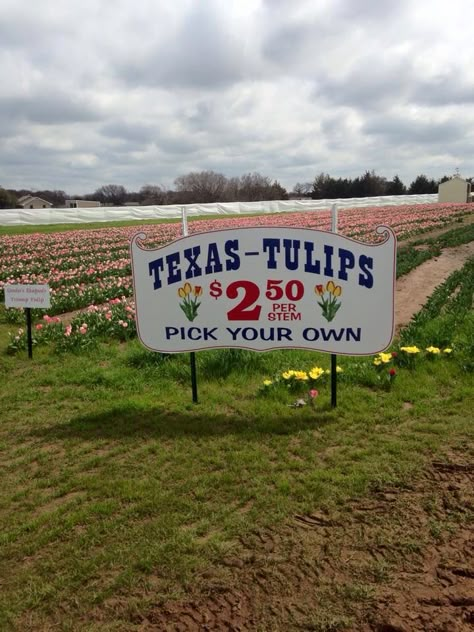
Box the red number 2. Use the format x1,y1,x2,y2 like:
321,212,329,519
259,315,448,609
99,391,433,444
226,281,262,320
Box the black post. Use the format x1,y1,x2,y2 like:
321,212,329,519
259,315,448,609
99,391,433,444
190,351,198,403
331,353,337,408
25,308,33,359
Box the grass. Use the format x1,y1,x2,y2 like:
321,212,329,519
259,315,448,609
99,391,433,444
1,313,473,629
0,222,473,629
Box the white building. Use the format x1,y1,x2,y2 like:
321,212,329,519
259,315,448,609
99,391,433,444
18,195,53,209
65,199,101,208
438,176,472,203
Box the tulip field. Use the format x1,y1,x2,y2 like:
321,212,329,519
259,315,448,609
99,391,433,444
1,203,471,321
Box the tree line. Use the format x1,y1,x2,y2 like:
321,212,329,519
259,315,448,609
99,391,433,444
1,170,471,209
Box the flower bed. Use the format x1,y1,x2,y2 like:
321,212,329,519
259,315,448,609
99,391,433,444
1,203,470,319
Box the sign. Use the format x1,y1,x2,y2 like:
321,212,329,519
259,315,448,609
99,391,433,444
130,226,396,355
4,284,51,308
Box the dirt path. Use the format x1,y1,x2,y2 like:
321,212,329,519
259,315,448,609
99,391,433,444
125,452,473,631
395,241,474,333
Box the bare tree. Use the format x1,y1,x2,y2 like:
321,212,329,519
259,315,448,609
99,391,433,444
174,171,228,203
237,172,274,201
93,184,128,206
292,182,312,197
139,184,166,205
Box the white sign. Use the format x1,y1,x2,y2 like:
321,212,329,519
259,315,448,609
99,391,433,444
4,284,51,308
130,226,396,355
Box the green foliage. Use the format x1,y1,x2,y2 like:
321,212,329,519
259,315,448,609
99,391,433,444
400,258,473,371
397,223,474,278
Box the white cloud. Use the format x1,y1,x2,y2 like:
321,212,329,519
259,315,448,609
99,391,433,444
0,0,473,193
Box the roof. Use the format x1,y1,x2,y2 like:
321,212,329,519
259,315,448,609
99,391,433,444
18,195,53,207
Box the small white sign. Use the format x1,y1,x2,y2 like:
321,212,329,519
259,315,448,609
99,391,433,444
4,284,51,308
130,226,396,355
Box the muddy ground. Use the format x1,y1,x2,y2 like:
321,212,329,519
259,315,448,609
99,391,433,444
130,452,474,631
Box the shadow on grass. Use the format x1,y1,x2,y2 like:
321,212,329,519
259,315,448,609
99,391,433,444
29,404,336,441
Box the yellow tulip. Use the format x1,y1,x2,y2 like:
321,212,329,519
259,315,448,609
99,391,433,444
326,280,336,294
333,285,342,297
183,282,192,295
178,287,186,298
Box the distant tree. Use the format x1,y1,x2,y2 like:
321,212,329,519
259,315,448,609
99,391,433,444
292,182,312,197
408,174,438,194
385,175,407,196
35,190,67,206
311,173,332,199
438,175,451,185
139,184,166,205
352,170,387,197
312,173,353,199
93,184,128,206
174,171,228,203
0,187,17,209
235,172,275,201
224,176,240,202
269,180,289,200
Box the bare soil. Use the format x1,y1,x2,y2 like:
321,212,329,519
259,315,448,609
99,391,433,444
395,241,474,333
128,453,474,631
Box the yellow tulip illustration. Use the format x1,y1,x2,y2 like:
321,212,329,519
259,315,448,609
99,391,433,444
178,283,203,322
315,280,343,322
326,280,336,294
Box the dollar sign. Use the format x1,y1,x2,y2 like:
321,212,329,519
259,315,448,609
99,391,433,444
209,280,223,299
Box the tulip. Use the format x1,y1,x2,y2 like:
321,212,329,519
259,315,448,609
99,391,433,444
326,280,336,294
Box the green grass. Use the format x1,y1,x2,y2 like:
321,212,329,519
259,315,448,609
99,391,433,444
1,316,473,629
0,224,473,630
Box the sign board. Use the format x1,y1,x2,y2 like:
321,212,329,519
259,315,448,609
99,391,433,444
130,226,396,355
4,284,51,308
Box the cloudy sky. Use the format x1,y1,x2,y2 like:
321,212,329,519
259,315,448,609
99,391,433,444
1,0,473,194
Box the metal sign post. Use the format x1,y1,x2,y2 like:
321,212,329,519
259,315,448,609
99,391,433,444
182,207,198,403
25,307,33,359
330,204,338,408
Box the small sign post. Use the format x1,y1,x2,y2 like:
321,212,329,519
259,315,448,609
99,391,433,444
4,284,51,360
330,204,338,408
182,206,198,403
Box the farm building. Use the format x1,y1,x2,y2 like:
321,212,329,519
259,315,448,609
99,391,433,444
438,176,472,203
65,199,101,208
17,195,53,209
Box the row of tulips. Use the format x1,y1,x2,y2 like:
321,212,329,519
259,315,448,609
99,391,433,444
7,298,136,354
1,203,471,318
